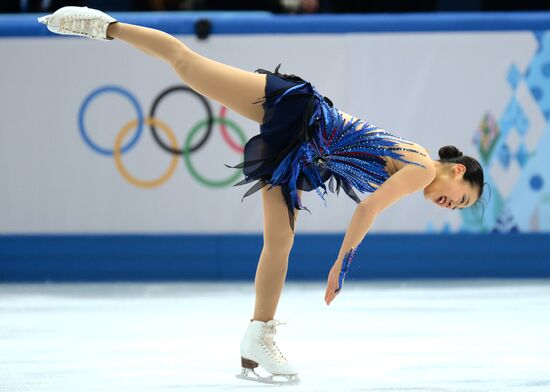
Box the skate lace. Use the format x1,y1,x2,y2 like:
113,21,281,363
62,15,102,37
261,320,288,364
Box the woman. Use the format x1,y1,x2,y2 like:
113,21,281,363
38,6,484,385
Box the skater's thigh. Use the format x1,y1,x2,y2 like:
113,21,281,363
261,186,302,251
176,51,267,124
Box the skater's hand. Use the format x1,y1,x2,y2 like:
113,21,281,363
324,261,342,305
325,247,357,305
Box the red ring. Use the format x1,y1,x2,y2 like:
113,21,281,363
219,106,245,154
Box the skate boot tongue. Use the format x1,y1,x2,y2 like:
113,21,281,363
263,320,288,363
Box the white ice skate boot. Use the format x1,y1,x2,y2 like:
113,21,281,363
37,6,117,40
237,319,299,385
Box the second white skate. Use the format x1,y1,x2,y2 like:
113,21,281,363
236,319,299,385
37,6,117,40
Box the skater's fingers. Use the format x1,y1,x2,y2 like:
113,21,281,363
325,280,334,302
331,289,340,304
325,282,338,305
325,264,341,305
324,285,332,305
326,292,336,305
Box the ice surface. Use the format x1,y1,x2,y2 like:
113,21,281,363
1,281,549,392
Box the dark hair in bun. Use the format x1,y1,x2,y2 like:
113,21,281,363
438,145,463,160
437,145,485,203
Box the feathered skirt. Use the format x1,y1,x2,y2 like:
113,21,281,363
225,65,425,232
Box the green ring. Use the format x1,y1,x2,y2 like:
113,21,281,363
183,117,246,188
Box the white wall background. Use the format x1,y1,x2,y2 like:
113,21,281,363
0,32,536,233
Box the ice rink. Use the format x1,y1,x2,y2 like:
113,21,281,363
1,280,549,392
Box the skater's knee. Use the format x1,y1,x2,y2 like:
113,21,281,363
263,233,295,255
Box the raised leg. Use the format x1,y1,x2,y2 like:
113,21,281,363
104,22,296,319
253,186,302,321
105,22,297,316
107,22,267,124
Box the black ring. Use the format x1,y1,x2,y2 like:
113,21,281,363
149,85,214,155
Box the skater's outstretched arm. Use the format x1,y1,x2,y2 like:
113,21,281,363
324,162,436,305
106,22,267,124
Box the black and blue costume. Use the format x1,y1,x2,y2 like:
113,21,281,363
226,65,427,232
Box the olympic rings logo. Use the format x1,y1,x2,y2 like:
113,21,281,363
77,85,247,188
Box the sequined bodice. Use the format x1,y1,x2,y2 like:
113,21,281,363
289,86,428,202
336,110,428,176
229,69,430,231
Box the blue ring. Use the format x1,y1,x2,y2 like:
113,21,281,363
78,86,143,156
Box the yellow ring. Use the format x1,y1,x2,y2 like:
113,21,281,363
114,117,179,189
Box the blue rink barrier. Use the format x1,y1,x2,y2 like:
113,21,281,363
2,11,550,37
1,234,549,282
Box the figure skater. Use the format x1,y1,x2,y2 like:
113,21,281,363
38,6,485,385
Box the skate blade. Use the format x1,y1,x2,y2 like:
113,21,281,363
236,368,300,385
37,15,51,25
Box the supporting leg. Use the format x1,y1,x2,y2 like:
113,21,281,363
253,186,302,321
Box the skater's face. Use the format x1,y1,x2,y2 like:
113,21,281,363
423,163,478,210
